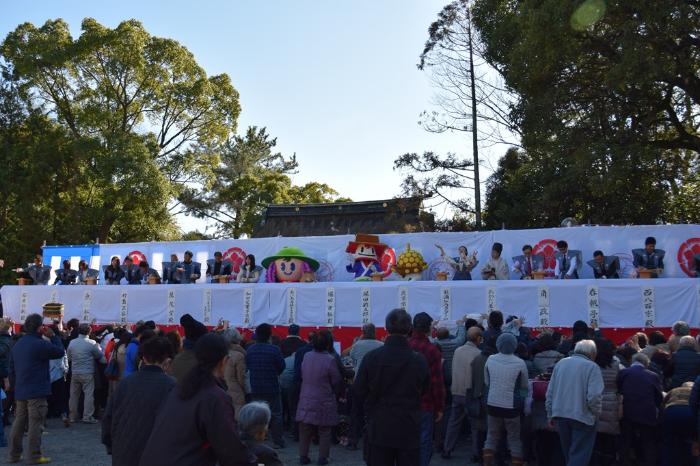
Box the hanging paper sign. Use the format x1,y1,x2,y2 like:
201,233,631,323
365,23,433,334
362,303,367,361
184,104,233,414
642,285,655,328
440,287,451,321
19,290,28,322
287,288,297,324
587,285,600,327
399,286,408,310
202,289,212,325
360,287,371,324
538,286,550,327
167,289,176,325
486,287,497,313
119,290,128,324
243,288,253,327
325,288,335,327
82,290,92,322
50,290,58,304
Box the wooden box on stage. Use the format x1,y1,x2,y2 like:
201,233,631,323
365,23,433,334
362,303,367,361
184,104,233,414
85,277,98,285
42,302,64,319
371,273,384,282
638,269,659,279
532,271,547,280
16,278,32,286
214,275,230,284
148,276,161,285
435,271,448,281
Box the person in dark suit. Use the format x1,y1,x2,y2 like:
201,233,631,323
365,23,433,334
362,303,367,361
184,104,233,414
54,260,77,285
102,337,175,466
122,257,140,285
104,257,125,285
633,237,665,278
174,251,200,284
25,254,51,285
617,352,663,466
588,251,620,279
135,261,160,284
76,260,99,285
205,252,232,283
354,308,429,466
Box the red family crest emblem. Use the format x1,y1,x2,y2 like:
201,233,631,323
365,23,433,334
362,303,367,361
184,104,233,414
533,239,558,277
223,247,247,274
127,250,146,266
380,247,397,278
677,237,700,277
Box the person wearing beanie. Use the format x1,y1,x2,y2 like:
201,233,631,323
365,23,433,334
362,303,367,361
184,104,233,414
408,312,445,466
171,314,208,382
481,242,509,280
483,333,529,466
139,333,257,466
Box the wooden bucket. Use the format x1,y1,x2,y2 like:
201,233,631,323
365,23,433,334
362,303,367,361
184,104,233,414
532,271,547,280
148,276,161,285
436,271,448,281
371,273,384,282
217,275,230,284
16,278,31,286
85,277,97,285
638,269,656,279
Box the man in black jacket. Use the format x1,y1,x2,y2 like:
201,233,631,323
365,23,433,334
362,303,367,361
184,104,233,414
102,336,175,466
354,309,429,466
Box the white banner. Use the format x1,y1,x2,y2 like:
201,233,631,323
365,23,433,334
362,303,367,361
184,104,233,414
642,285,655,328
19,290,28,322
202,289,212,325
119,290,128,324
325,288,335,327
486,286,497,313
88,224,700,284
167,289,176,325
440,287,451,321
399,286,408,310
538,286,550,327
82,290,92,322
360,287,371,324
287,288,297,325
243,288,253,327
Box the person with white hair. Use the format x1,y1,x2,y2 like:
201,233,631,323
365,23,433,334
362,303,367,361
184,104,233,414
545,339,604,466
617,352,663,466
238,402,283,466
668,320,691,353
670,335,700,388
221,328,247,419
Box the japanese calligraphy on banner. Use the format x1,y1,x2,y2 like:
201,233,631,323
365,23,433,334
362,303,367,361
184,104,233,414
587,285,600,327
82,290,92,322
325,288,335,327
19,290,28,322
642,285,655,327
167,289,176,324
50,290,58,304
243,288,253,326
486,287,497,313
360,288,371,324
202,289,212,325
287,288,297,324
538,286,550,327
399,286,408,310
119,290,128,324
440,287,451,321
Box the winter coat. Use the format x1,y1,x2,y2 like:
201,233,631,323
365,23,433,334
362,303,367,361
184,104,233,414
597,359,621,434
296,350,342,426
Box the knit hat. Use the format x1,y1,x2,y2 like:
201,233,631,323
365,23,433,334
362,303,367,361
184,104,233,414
180,313,208,342
496,333,517,355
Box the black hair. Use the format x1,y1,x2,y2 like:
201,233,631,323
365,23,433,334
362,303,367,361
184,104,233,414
535,333,557,352
256,323,272,342
572,320,589,334
140,336,175,364
488,310,504,330
385,308,412,335
166,330,182,354
247,254,256,269
214,251,222,257
139,328,156,343
492,242,503,254
63,259,71,268
594,338,615,368
645,237,656,246
636,333,648,348
522,245,533,252
144,320,156,330
124,256,133,263
134,324,148,338
185,250,193,258
24,314,43,334
139,261,149,269
556,240,568,249
314,330,332,351
178,333,229,400
648,331,667,346
593,250,603,257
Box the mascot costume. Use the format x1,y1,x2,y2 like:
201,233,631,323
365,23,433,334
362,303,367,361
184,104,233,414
262,246,320,283
346,234,388,280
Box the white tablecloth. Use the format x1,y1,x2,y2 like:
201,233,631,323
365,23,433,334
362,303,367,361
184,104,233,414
2,279,699,329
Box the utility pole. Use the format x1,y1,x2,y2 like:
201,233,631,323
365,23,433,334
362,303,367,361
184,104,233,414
467,9,481,229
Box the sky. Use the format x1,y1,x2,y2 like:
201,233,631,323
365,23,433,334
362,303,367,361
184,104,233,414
1,0,509,233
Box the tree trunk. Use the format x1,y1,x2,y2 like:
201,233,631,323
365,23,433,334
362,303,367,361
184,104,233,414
467,12,481,228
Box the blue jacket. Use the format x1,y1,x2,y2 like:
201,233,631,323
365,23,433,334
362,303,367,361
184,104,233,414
670,347,700,389
617,364,663,426
245,342,285,394
10,333,65,400
124,341,140,378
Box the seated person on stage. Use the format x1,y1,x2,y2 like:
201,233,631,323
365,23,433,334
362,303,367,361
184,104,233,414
26,253,51,285
554,240,579,279
587,251,620,279
163,254,181,284
104,256,125,285
136,261,160,284
693,254,700,278
633,236,665,278
174,250,200,284
237,254,263,283
481,242,509,280
122,256,140,284
54,259,78,285
76,260,99,284
206,251,232,283
512,245,543,279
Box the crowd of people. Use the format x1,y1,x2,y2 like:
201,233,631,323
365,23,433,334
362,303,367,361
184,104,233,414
2,308,700,465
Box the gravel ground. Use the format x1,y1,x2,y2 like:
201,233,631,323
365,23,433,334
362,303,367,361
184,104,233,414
0,418,477,465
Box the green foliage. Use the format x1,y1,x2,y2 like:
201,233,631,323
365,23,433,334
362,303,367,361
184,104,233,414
472,0,700,225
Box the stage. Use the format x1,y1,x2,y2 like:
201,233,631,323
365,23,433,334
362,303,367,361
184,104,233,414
2,279,699,333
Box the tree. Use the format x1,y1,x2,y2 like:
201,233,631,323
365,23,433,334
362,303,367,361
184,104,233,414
396,0,519,228
180,126,350,238
473,0,700,224
1,18,240,240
